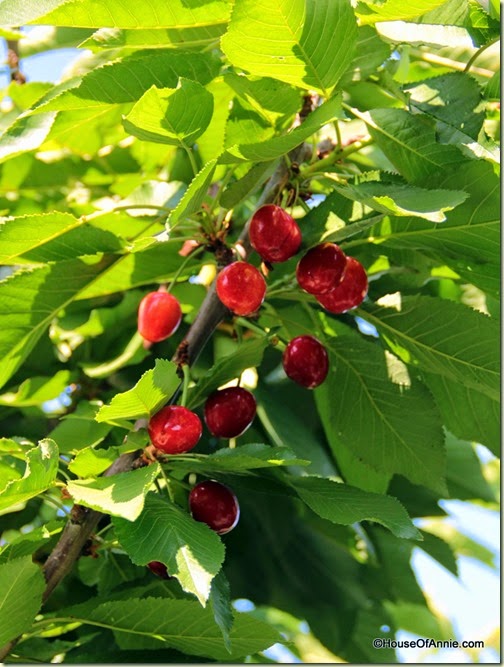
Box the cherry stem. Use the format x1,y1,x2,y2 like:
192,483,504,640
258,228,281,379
180,364,191,408
165,245,205,294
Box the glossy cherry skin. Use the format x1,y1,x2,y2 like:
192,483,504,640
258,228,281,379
249,204,302,263
204,387,256,438
216,262,266,316
296,243,347,295
138,291,182,343
282,335,329,389
189,480,240,535
148,405,202,454
316,257,368,313
147,561,170,579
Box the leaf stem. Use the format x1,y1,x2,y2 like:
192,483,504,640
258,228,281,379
464,36,500,73
409,48,495,78
182,143,199,177
180,364,191,408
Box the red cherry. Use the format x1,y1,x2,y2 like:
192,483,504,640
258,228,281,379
204,387,256,438
249,204,302,263
148,405,202,454
216,262,266,316
316,257,368,313
147,561,170,579
138,291,182,343
282,335,329,389
296,243,347,295
189,480,240,535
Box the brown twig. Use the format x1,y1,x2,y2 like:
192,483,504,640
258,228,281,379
0,138,309,662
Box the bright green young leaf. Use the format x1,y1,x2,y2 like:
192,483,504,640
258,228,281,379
187,337,270,408
167,444,309,474
356,0,448,24
333,182,468,222
0,556,46,646
123,80,214,147
49,402,114,454
291,476,420,539
0,212,123,265
0,371,72,407
362,296,500,401
0,112,56,163
68,445,123,478
0,255,117,390
34,51,220,113
67,463,160,521
64,597,280,660
17,0,232,29
168,159,217,228
358,107,462,183
81,24,228,51
113,494,225,605
96,359,180,422
221,0,357,95
0,440,59,513
220,94,342,163
315,336,446,493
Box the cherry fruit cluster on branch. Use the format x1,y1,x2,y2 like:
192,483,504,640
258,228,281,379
135,202,368,563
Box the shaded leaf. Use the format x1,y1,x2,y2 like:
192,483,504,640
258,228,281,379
0,556,45,646
113,494,225,605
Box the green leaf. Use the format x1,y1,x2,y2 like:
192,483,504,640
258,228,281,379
0,213,123,264
0,440,59,513
356,0,448,24
50,401,114,454
0,112,56,163
187,337,269,408
68,446,122,478
360,108,462,184
35,51,220,113
20,0,232,29
418,529,458,576
333,182,468,223
220,161,277,209
422,372,499,456
316,336,446,493
0,255,117,390
0,556,45,646
341,25,391,84
363,296,500,401
221,0,357,95
81,24,227,51
96,359,180,423
220,94,342,163
445,431,495,502
168,444,309,474
0,521,63,564
364,160,500,271
67,463,160,521
0,371,72,407
65,597,280,660
75,242,188,300
209,570,233,651
113,494,225,605
291,476,420,539
168,159,217,228
123,80,214,147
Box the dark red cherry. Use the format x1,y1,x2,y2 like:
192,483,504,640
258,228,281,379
148,405,202,454
204,387,256,438
216,262,266,316
316,257,368,313
147,561,170,579
249,204,302,263
296,243,347,295
189,480,240,535
138,291,182,343
282,335,329,389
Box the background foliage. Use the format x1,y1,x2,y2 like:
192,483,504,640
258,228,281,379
0,0,499,663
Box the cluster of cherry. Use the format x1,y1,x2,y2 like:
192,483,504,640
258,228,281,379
136,205,368,549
